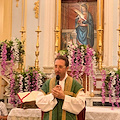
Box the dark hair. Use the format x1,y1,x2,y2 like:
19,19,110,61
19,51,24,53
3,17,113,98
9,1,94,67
55,55,69,67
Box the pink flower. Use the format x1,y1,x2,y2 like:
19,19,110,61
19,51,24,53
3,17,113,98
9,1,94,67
70,45,96,87
101,70,106,104
1,43,7,75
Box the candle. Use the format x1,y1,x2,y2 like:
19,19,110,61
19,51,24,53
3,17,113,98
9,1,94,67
56,0,59,26
22,0,25,27
99,0,101,26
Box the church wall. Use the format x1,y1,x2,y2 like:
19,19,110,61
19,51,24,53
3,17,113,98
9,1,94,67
26,0,38,69
12,0,56,71
12,0,22,40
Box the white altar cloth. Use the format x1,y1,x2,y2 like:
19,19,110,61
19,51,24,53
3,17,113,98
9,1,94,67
86,106,120,120
7,108,41,120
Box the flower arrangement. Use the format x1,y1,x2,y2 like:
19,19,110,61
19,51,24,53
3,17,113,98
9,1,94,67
0,38,25,62
59,42,97,85
9,67,47,106
0,38,25,75
101,68,120,109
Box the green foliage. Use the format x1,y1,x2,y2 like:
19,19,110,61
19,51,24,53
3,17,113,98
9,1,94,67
58,49,68,56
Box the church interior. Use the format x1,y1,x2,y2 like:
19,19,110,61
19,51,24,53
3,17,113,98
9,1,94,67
0,0,120,120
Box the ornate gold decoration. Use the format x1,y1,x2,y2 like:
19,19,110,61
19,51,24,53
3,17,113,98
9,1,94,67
117,25,120,70
98,26,103,70
97,0,104,70
16,0,19,7
117,1,120,70
55,26,60,53
19,26,26,72
34,0,39,19
90,90,94,97
90,92,94,97
55,0,61,53
17,62,23,72
35,26,41,70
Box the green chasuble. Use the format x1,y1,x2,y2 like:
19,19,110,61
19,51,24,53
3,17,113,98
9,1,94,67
41,76,83,120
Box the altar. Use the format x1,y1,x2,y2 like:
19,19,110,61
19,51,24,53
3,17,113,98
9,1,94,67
86,106,120,120
7,108,41,120
7,106,120,120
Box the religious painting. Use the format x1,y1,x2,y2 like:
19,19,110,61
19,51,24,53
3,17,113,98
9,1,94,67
61,0,97,50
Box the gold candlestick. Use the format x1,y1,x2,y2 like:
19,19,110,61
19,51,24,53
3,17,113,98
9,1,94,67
90,90,94,97
98,26,103,70
55,26,59,53
117,25,120,70
35,26,41,70
19,26,26,72
20,27,26,41
54,0,61,53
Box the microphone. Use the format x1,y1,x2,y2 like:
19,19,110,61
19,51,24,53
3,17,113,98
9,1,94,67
56,75,60,120
56,75,60,85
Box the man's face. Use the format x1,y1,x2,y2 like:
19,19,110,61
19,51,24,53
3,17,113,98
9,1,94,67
54,59,68,80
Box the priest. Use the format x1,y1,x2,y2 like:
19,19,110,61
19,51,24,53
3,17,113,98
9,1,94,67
36,55,85,120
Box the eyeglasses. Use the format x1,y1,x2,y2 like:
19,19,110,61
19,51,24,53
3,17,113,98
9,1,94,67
54,65,66,69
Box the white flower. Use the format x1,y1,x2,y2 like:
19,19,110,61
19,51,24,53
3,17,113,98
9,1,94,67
111,88,115,97
113,68,118,71
111,78,116,86
74,43,78,48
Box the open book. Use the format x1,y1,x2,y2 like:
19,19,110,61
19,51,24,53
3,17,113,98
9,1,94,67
17,91,40,103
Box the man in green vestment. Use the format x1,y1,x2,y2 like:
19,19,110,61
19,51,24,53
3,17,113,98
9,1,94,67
36,55,85,120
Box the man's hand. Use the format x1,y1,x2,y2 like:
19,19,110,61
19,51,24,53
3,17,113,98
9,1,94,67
52,85,65,100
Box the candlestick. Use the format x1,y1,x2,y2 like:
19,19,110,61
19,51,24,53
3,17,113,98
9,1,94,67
98,26,103,70
117,25,120,69
99,0,101,26
55,26,59,53
20,26,26,71
90,90,94,97
22,0,25,27
23,0,25,27
35,26,41,70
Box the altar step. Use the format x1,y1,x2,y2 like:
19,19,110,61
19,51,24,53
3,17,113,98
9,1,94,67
86,96,120,107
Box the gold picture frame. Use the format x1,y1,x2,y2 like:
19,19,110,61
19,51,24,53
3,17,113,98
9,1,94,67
55,0,104,70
